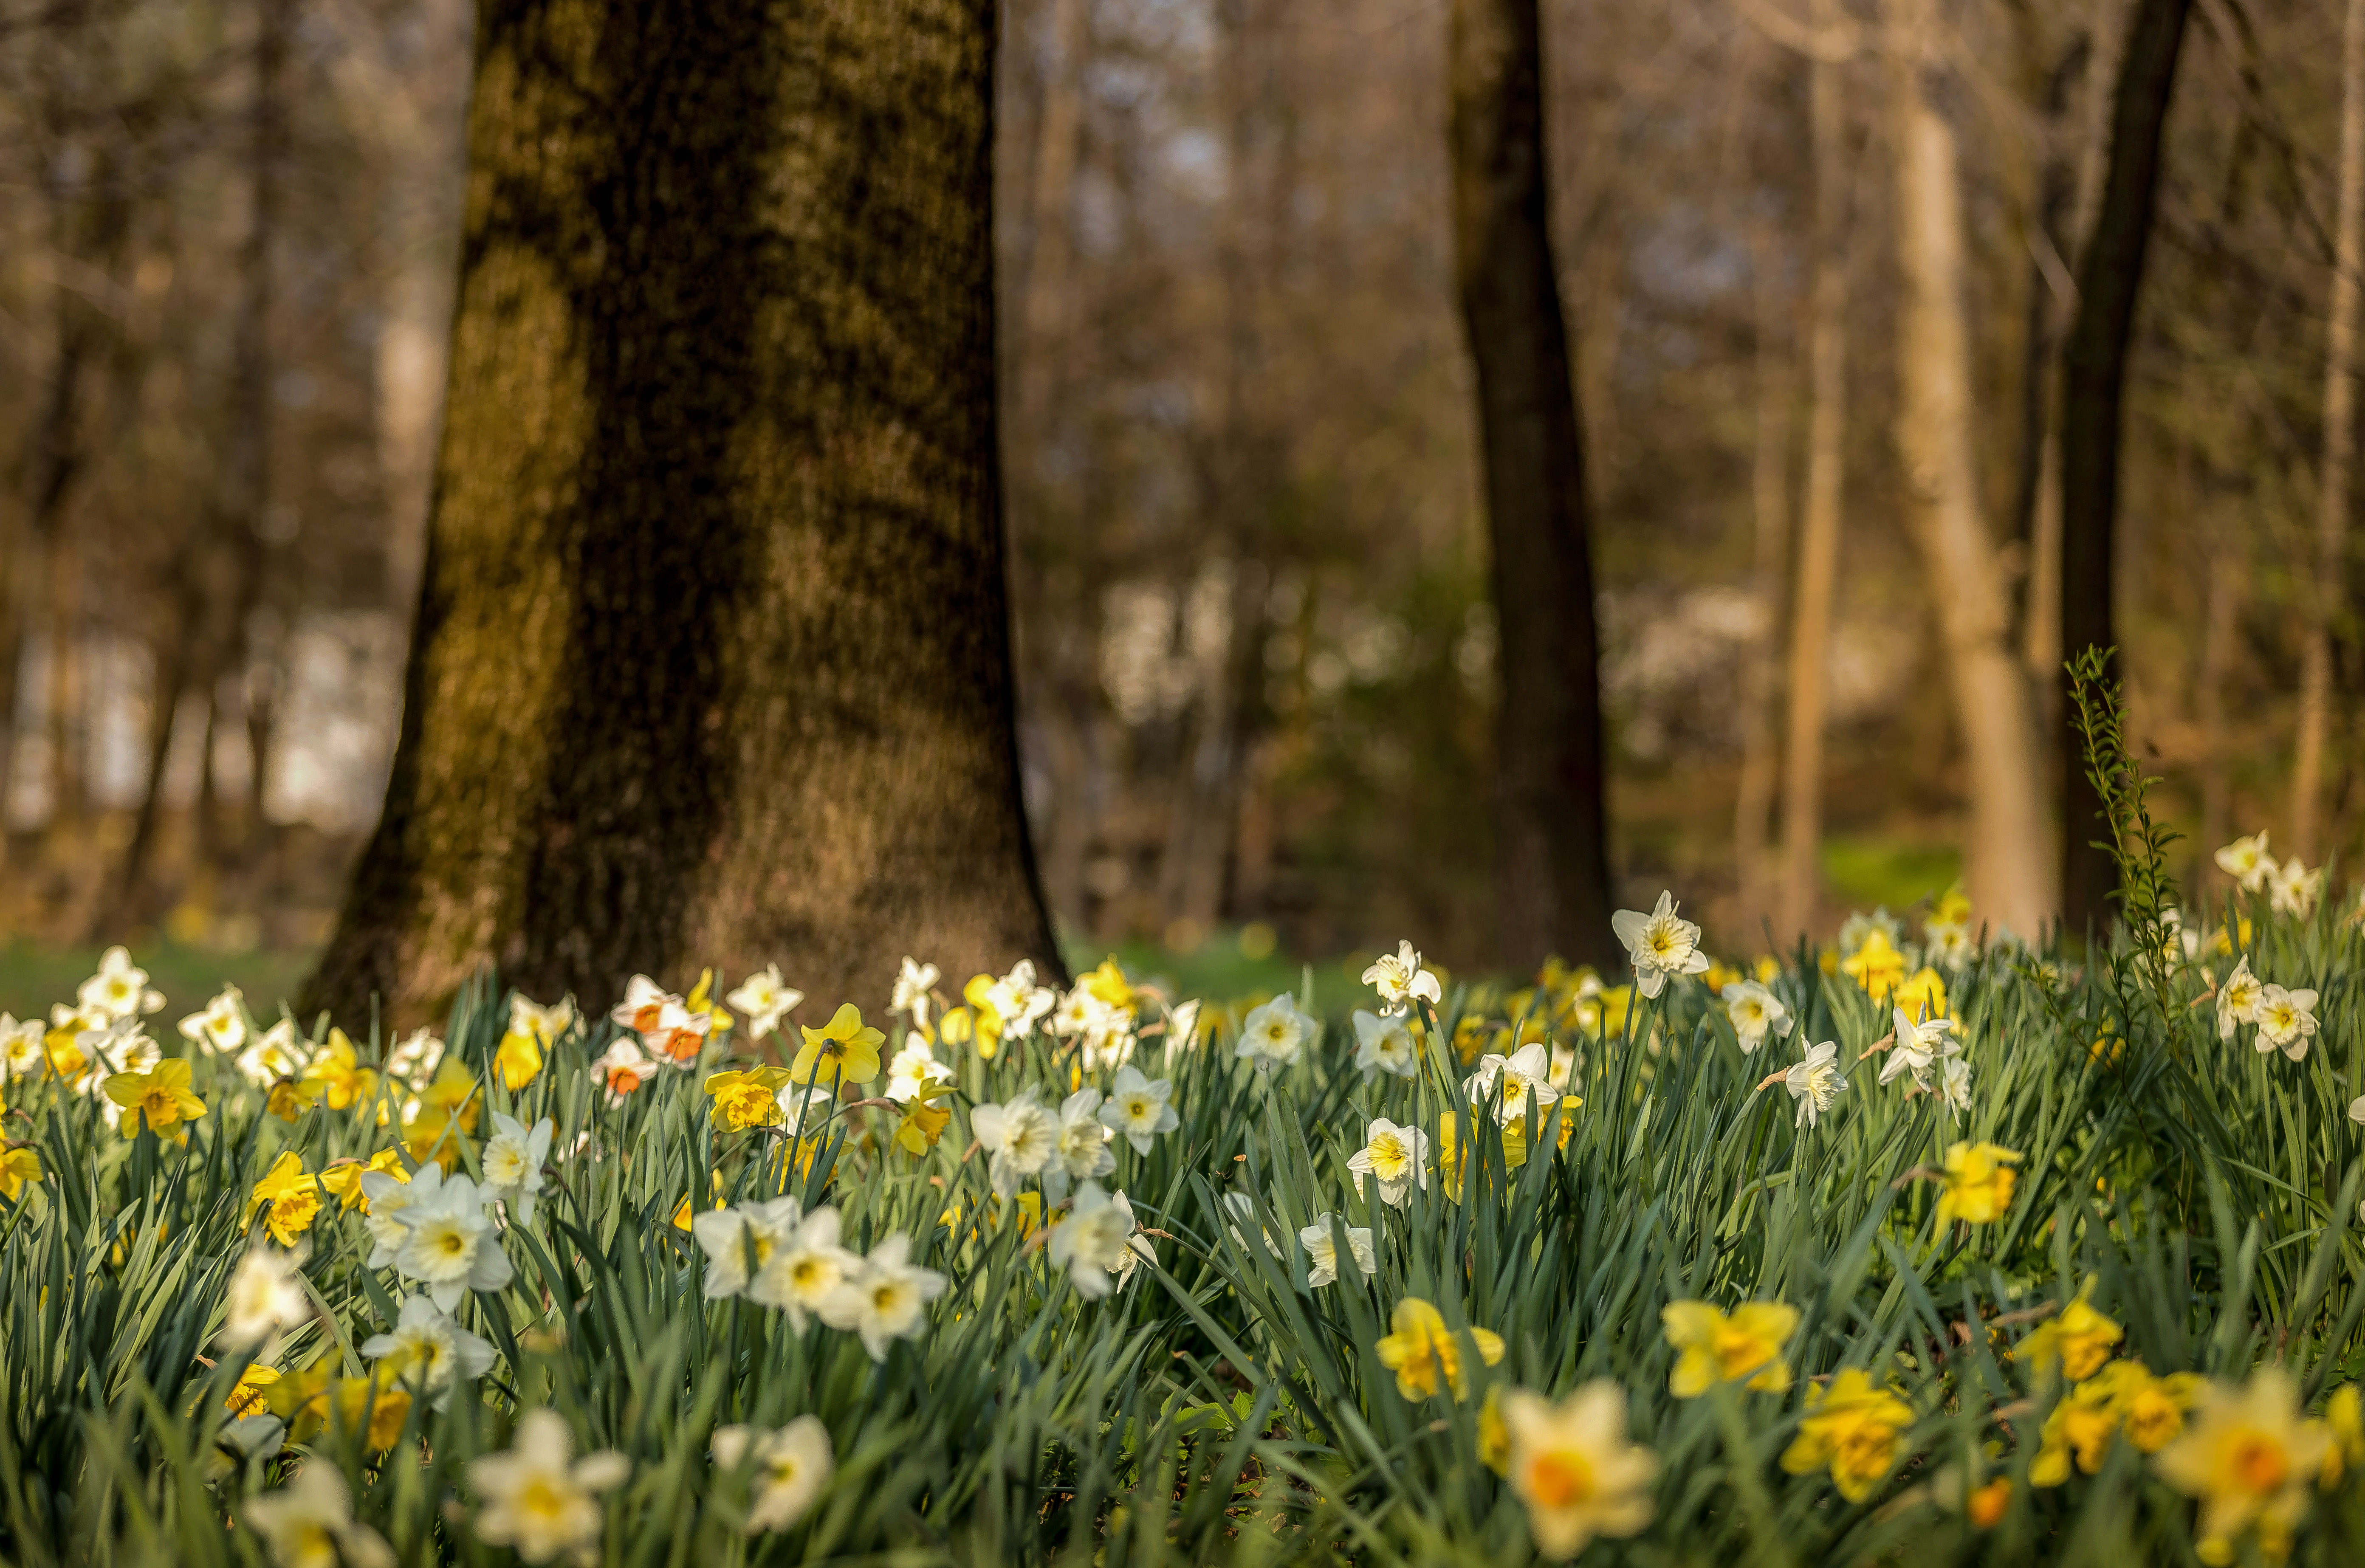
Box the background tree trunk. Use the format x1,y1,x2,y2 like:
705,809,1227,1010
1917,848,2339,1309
2057,0,2190,933
302,0,1062,1027
1450,0,1614,968
1885,0,2052,942
1731,212,1789,941
2292,0,2365,860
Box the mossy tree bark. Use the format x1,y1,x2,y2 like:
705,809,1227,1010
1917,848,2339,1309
1450,0,1615,969
303,0,1062,1028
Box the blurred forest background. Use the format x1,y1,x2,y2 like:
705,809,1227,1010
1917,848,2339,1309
0,0,2354,1004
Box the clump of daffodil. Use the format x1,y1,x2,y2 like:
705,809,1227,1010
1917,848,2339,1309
1780,1367,1914,1500
2154,1366,2332,1566
265,1360,414,1450
1374,1296,1504,1402
792,1004,884,1086
494,993,573,1092
1500,1382,1657,1560
103,1058,207,1143
1661,1299,1797,1396
2015,1279,2123,1384
706,1066,793,1131
2031,1359,2202,1485
1891,965,1947,1023
245,1152,325,1245
1839,928,1908,1002
1933,1141,2021,1226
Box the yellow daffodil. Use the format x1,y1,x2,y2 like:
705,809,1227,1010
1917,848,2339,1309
494,1029,542,1093
0,1145,42,1202
2027,1360,2199,1484
403,1057,482,1168
103,1058,207,1144
1892,967,1947,1022
893,1078,954,1156
1840,930,1907,1002
244,1151,325,1245
1934,1141,2021,1226
2154,1366,2331,1566
1780,1367,1913,1500
266,1079,322,1123
1451,1013,1490,1066
1078,956,1135,1011
226,1362,282,1418
44,1022,91,1081
2015,1279,2123,1383
1500,1381,1657,1560
791,1004,884,1086
319,1148,408,1213
265,1362,412,1450
1661,1299,1797,1396
706,1066,793,1131
1374,1296,1505,1402
299,1029,378,1110
1479,1384,1510,1475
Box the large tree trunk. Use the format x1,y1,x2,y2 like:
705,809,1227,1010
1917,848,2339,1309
1777,0,1850,948
1450,0,1614,968
302,0,1062,1027
2056,0,2190,933
1885,0,2052,942
2292,0,2365,859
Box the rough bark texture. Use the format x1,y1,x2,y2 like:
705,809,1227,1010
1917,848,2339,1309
2292,0,2365,859
1885,0,2052,942
1450,0,1614,969
303,0,1063,1028
2057,0,2189,932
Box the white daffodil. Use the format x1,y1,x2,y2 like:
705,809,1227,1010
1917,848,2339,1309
1783,1041,1847,1128
1096,1064,1179,1153
392,1173,514,1311
749,1205,859,1329
207,1414,287,1482
1500,1382,1657,1559
1236,993,1316,1072
1047,1182,1153,1298
218,1244,310,1353
984,961,1057,1040
2252,984,2320,1060
362,1293,497,1403
2350,1095,2365,1126
712,1417,833,1535
384,1026,445,1090
1878,1007,1961,1093
0,1013,45,1080
1361,940,1442,1016
236,1019,308,1089
88,1021,159,1078
79,946,163,1021
178,986,247,1055
1163,998,1203,1062
883,1040,953,1103
243,1463,395,1568
819,1234,948,1361
891,956,940,1030
360,1161,438,1266
2269,857,2324,919
1721,981,1791,1055
468,1407,629,1566
481,1112,553,1226
1923,913,1975,966
1464,1042,1560,1125
1298,1213,1377,1288
508,993,574,1044
1347,1117,1430,1208
2218,956,2265,1041
1050,987,1138,1072
587,1033,658,1103
1351,1010,1418,1080
610,974,708,1060
1611,891,1712,998
1222,1191,1284,1258
1939,1055,1973,1119
693,1196,805,1300
1045,1088,1117,1200
2215,832,2273,891
973,1091,1057,1197
725,964,803,1040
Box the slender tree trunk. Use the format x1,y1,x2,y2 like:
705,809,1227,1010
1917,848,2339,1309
1885,0,2052,941
2197,528,2239,886
2057,0,2190,932
1733,216,1789,939
1778,4,1849,948
1450,0,1614,968
2292,0,2365,859
302,0,1061,1026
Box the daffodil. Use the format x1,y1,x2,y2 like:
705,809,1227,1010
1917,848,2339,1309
1840,929,1908,1001
1236,993,1315,1071
359,1162,439,1265
235,1019,309,1089
243,1461,395,1568
1096,1064,1178,1153
390,1171,514,1311
2252,984,2319,1060
218,1243,310,1352
178,986,247,1055
712,1417,833,1534
725,965,803,1040
2032,1360,2203,1485
1721,980,1791,1054
0,1014,45,1080
1879,1007,1961,1095
2218,956,2264,1041
819,1233,948,1360
892,1079,955,1155
300,1028,378,1110
244,1152,324,1244
706,1066,793,1131
883,1039,949,1102
1500,1382,1657,1560
692,1196,804,1299
0,1144,43,1202
587,1034,657,1102
1924,888,1975,964
79,946,163,1021
362,1294,497,1403
749,1204,859,1328
1298,1212,1377,1287
1374,1296,1504,1401
1363,939,1442,1015
1046,1182,1153,1297
384,1026,445,1090
468,1407,629,1566
962,962,1056,1056
1465,1041,1560,1125
891,956,940,1030
1934,1141,2021,1226
226,1362,282,1418
1349,1008,1418,1079
611,974,709,1063
1661,1299,1797,1396
1047,1087,1116,1196
1347,1117,1430,1207
104,1057,207,1143
2154,1366,2331,1566
1612,891,1712,998
480,1112,554,1224
791,1004,884,1086
1780,1366,1913,1500
320,1147,407,1212
972,1090,1056,1196
1222,1190,1284,1258
1892,966,1947,1022
2268,857,2323,918
2216,832,2273,891
1783,1041,1847,1128
2015,1279,2123,1383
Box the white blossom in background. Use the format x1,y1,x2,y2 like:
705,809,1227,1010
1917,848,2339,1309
1046,1088,1117,1200
1237,993,1316,1072
362,1294,497,1404
693,1197,806,1301
179,986,247,1055
79,946,164,1021
385,1026,445,1089
468,1408,628,1566
1611,892,1711,998
1361,940,1441,1016
1351,1010,1417,1080
1222,1191,1284,1258
480,1113,553,1225
1783,1042,1847,1128
819,1235,948,1361
1097,1065,1179,1153
244,1464,394,1568
1298,1213,1377,1287
712,1417,833,1535
2268,857,2323,919
725,965,803,1039
1720,981,1790,1054
2214,832,2273,891
1048,1182,1153,1297
236,1019,308,1088
219,1244,310,1353
972,1091,1057,1197
883,1040,953,1103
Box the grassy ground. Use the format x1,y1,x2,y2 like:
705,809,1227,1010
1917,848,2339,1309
0,940,317,1027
